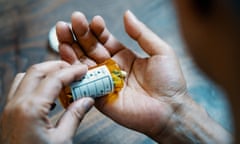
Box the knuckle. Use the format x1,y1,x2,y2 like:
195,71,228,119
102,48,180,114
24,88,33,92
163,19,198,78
55,60,70,69
27,64,45,78
28,64,41,73
16,72,25,78
15,100,36,118
29,64,41,71
59,60,69,66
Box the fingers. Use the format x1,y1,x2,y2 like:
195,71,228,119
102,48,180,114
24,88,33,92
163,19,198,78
59,43,96,67
13,61,87,104
124,10,174,56
54,97,94,139
56,21,74,44
27,61,70,75
59,43,79,64
57,11,133,67
71,12,111,63
35,64,88,102
56,22,87,65
14,61,70,98
90,15,126,56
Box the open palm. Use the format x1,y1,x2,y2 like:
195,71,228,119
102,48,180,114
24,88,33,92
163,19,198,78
56,11,187,135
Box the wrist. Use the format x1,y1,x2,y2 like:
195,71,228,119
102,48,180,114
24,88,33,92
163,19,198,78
148,93,191,143
150,93,233,144
152,94,199,143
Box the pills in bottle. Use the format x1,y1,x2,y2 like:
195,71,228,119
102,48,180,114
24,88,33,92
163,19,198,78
59,59,126,108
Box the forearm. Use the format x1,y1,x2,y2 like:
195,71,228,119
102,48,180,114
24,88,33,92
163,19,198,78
151,95,233,144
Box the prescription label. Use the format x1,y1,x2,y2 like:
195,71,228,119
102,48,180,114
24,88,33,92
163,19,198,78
70,65,114,100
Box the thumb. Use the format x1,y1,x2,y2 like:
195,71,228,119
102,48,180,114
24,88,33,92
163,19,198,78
124,10,174,56
55,97,94,139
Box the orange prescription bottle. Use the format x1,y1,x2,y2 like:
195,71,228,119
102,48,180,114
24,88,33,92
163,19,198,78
59,59,126,108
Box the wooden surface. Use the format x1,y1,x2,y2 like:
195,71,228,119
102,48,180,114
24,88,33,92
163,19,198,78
0,0,233,143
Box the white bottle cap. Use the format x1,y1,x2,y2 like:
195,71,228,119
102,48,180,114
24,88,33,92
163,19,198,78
48,25,59,52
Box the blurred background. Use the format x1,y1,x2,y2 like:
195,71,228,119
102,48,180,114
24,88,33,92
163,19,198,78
0,0,233,143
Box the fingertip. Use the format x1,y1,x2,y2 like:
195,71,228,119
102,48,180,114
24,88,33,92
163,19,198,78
56,21,67,29
124,10,141,40
124,10,172,56
56,21,73,44
90,15,106,36
92,15,102,21
92,15,105,27
71,63,88,74
56,21,69,33
71,11,84,19
70,64,88,82
54,97,94,139
56,21,68,35
124,10,138,21
71,11,88,36
70,97,95,113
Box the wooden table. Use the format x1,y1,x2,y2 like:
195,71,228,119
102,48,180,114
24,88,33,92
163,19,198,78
0,0,232,143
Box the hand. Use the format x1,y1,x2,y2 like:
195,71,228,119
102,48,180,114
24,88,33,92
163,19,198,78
56,11,187,137
0,61,94,144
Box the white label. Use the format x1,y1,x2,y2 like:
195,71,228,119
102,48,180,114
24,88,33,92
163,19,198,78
70,65,114,100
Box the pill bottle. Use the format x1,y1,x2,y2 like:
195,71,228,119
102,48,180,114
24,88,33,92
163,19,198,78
59,59,126,108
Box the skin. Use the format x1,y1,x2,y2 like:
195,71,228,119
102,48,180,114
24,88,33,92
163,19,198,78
56,11,187,137
174,0,239,142
0,0,238,143
56,10,232,143
0,61,94,144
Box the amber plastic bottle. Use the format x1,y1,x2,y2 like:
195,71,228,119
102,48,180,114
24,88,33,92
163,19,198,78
59,59,126,108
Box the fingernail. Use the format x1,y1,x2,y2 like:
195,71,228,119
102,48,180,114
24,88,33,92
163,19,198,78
82,98,94,113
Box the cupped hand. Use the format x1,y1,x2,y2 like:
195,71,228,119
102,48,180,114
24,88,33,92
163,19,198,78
0,61,94,144
56,10,187,136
